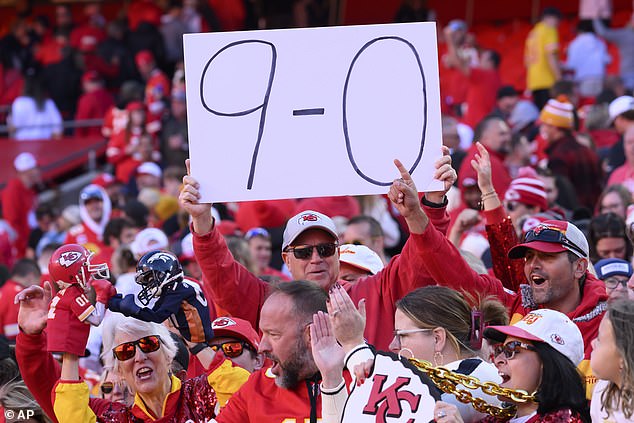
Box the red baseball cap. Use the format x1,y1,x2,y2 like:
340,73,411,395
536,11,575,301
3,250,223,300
92,172,118,188
135,50,154,68
126,101,145,112
212,317,260,351
82,70,100,84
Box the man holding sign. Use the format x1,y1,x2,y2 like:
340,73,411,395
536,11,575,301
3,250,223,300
179,149,456,351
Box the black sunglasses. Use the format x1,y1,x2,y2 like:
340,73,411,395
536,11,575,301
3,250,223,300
284,243,338,260
101,381,114,395
524,227,586,257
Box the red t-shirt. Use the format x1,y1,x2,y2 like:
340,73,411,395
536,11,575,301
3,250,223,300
463,68,501,129
47,285,94,356
0,280,24,339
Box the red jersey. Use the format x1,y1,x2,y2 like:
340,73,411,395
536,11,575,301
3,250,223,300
47,284,94,356
75,88,114,138
0,280,24,339
216,368,322,422
1,177,36,258
65,222,107,258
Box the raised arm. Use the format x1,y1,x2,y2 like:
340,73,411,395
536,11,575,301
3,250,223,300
179,159,267,330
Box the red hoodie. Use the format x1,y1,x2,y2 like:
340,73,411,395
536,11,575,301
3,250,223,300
418,208,608,399
193,202,450,351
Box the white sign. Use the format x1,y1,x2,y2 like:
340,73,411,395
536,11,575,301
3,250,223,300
184,23,443,203
342,351,440,422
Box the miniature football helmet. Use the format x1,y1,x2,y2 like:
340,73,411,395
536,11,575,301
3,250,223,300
49,244,110,288
136,250,183,306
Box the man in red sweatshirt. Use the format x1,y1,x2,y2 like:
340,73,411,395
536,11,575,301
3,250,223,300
1,153,41,258
414,202,607,399
179,152,456,351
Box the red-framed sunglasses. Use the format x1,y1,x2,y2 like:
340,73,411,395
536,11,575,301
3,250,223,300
112,335,162,361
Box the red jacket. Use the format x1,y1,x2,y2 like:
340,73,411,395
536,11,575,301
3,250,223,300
193,202,450,351
75,88,114,137
1,177,36,257
418,210,608,399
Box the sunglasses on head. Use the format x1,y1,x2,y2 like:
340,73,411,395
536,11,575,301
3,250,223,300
210,341,251,358
284,243,338,260
490,340,536,361
112,335,162,361
523,227,586,257
245,227,270,240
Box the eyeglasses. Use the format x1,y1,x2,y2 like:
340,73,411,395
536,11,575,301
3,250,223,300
523,227,586,258
604,277,629,290
112,335,162,361
393,328,432,347
210,341,252,358
284,243,338,260
491,340,536,361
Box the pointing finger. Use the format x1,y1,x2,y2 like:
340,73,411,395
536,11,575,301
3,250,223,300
393,159,413,182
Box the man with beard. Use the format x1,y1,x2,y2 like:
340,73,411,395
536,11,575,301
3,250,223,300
180,153,457,351
214,280,331,422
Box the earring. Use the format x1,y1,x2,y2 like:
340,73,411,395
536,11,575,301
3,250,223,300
398,348,414,360
433,351,444,366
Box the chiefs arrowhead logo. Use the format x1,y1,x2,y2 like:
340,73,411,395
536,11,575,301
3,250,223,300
212,317,237,329
58,251,82,267
298,213,319,225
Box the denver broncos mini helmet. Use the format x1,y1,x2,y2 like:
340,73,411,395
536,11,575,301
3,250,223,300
135,250,184,306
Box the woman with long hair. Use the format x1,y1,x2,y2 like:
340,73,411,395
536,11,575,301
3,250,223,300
590,299,634,422
313,285,508,423
435,309,590,423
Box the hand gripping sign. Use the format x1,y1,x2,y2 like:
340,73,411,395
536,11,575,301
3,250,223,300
184,22,443,203
342,351,440,423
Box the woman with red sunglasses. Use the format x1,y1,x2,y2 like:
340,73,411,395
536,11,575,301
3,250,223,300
51,316,250,422
434,309,590,423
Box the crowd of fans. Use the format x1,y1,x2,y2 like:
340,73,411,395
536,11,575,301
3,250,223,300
0,0,634,422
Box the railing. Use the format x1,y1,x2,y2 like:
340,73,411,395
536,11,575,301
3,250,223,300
0,118,104,137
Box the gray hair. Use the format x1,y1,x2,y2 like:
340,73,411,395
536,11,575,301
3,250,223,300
105,315,177,376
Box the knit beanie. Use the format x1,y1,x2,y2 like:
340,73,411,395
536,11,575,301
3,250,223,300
539,95,574,129
504,167,548,210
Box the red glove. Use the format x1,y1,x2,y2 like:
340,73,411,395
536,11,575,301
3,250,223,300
91,279,117,305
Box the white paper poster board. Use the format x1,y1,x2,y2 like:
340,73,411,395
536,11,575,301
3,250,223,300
184,22,443,203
